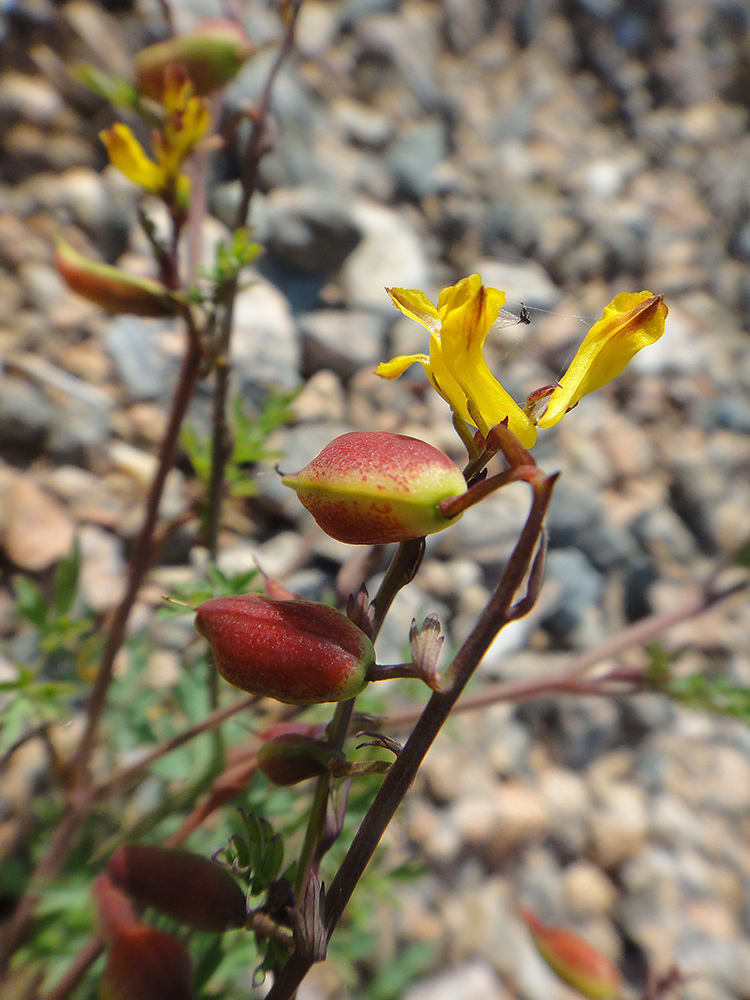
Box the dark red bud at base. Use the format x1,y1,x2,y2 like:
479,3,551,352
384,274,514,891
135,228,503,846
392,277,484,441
283,432,467,544
99,925,194,1000
107,845,246,933
195,594,373,704
258,733,345,786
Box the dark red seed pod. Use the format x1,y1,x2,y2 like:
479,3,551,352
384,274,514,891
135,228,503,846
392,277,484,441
99,924,194,1000
195,594,373,704
107,845,246,933
257,733,344,786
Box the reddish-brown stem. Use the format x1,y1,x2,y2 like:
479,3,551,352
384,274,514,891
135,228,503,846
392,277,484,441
265,472,557,999
0,322,203,978
204,2,302,559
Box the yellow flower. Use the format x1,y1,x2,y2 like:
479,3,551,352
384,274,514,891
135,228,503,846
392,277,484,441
100,123,168,193
537,291,667,428
100,74,209,204
377,274,538,448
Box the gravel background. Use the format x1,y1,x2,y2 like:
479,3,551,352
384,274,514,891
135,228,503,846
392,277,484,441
2,0,750,998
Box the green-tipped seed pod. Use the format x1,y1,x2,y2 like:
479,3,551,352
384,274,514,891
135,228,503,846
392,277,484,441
55,240,175,317
282,431,467,544
107,845,246,933
195,594,373,704
520,905,622,1000
134,19,253,99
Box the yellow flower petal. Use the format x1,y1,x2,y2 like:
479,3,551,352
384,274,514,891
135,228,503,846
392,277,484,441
100,124,166,193
380,275,537,448
376,353,430,379
538,291,667,428
387,287,440,333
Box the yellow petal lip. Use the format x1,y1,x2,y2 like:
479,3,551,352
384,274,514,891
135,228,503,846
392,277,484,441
537,291,667,429
99,124,166,193
380,274,537,448
375,353,430,379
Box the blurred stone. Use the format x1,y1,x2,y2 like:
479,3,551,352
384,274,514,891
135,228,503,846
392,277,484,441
299,308,387,380
403,960,510,1000
2,475,75,571
265,186,362,276
340,200,429,313
78,524,125,612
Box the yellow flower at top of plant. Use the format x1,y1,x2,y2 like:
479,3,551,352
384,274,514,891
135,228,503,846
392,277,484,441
537,290,667,428
100,123,168,194
377,274,538,448
100,70,210,208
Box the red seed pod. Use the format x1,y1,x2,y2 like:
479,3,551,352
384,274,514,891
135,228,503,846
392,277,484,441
195,594,373,704
55,240,175,317
99,924,193,1000
107,845,246,933
257,733,345,786
134,19,253,100
520,905,622,1000
282,432,467,544
92,874,139,944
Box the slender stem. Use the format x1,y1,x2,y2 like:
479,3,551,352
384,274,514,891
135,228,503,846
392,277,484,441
42,939,103,1000
73,325,203,779
294,698,353,895
292,537,425,897
93,694,259,799
265,473,557,999
203,2,302,558
0,323,204,978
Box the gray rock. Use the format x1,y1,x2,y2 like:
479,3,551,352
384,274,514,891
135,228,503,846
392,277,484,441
403,960,509,1000
539,548,605,648
387,118,450,199
230,276,301,392
0,375,53,448
470,258,561,313
103,317,173,403
340,199,430,314
298,309,387,381
264,186,362,276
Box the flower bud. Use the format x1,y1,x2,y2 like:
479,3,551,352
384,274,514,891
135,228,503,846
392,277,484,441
258,733,345,786
520,905,622,1000
107,845,246,933
134,19,253,100
195,594,373,704
55,240,175,317
282,432,467,544
100,924,193,1000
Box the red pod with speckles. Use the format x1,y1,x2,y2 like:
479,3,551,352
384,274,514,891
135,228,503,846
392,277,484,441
195,594,373,704
282,431,467,544
107,845,246,933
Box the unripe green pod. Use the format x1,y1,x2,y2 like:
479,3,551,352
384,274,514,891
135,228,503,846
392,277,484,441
107,845,246,933
195,594,373,704
282,432,467,544
258,733,345,786
55,240,175,317
99,924,193,1000
134,19,253,100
